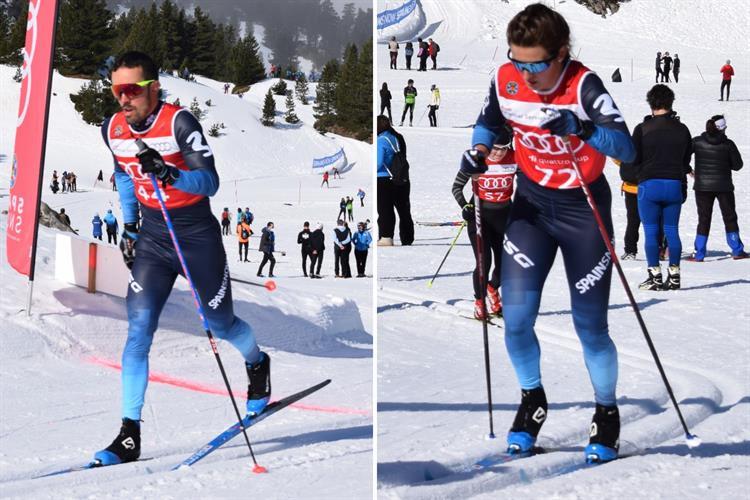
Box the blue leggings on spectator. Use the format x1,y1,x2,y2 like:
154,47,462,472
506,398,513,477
638,179,683,267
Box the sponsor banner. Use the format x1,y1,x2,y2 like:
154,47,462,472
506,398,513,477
312,148,347,171
7,0,60,276
377,0,417,30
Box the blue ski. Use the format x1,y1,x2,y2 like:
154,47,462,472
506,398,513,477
467,446,545,472
172,379,331,470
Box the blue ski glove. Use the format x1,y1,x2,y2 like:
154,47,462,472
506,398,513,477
134,138,179,185
540,108,595,140
119,222,139,269
460,149,488,175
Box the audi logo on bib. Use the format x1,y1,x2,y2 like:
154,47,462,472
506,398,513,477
517,130,585,156
479,176,513,190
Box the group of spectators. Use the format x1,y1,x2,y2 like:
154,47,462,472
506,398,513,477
388,36,440,71
298,219,372,278
619,85,746,291
379,80,441,127
268,65,318,82
654,51,680,83
90,209,120,244
50,170,78,194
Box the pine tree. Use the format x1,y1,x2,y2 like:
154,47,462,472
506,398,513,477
284,92,300,124
121,6,163,69
190,7,216,76
56,0,113,76
272,78,288,96
158,0,180,72
295,73,309,105
189,97,205,121
261,89,276,126
69,79,120,126
313,59,339,133
353,38,373,139
335,44,359,131
229,34,265,86
0,6,15,64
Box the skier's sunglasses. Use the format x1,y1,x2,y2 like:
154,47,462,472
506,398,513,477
507,49,557,74
112,79,155,99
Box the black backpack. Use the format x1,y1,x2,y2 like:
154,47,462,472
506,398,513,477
241,227,250,239
383,136,410,186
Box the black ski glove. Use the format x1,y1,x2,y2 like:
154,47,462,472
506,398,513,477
461,203,474,222
135,138,179,186
540,107,595,140
119,222,139,269
459,149,488,175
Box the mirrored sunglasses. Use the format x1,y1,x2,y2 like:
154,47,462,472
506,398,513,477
507,49,557,74
112,79,155,99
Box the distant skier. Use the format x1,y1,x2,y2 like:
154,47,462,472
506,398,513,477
428,84,440,127
257,222,276,277
104,209,119,244
297,221,312,277
92,213,104,240
321,170,330,188
352,221,372,277
96,51,270,466
672,54,680,83
417,37,429,72
630,84,692,291
465,3,635,463
357,188,366,207
687,114,747,260
452,125,516,319
719,60,734,101
332,167,340,179
400,79,417,126
388,36,399,70
380,82,393,122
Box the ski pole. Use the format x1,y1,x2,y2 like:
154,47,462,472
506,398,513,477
561,137,700,448
416,106,429,126
138,143,268,473
471,179,495,439
231,276,277,291
427,221,466,288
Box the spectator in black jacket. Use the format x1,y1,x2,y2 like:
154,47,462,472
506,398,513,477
297,221,313,277
672,54,680,83
629,84,692,291
687,115,746,261
404,41,414,70
380,83,392,122
661,52,673,82
417,38,429,72
309,223,325,278
257,222,276,277
654,51,663,83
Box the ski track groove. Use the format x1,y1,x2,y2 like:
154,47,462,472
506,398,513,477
378,286,728,496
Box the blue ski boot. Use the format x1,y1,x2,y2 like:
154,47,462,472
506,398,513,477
507,386,547,455
246,352,271,416
584,404,620,463
94,418,141,465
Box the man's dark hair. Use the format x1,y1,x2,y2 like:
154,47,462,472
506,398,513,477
304,221,310,226
646,84,675,110
507,3,570,57
377,114,392,135
113,51,159,81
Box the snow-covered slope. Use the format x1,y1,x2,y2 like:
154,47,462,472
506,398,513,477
377,0,749,498
0,65,373,498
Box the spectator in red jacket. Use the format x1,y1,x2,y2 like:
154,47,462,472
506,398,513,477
428,38,440,70
720,60,734,101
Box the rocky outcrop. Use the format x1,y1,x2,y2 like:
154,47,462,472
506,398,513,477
573,0,630,18
39,202,78,234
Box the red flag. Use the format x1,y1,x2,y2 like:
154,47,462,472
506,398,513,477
6,0,60,277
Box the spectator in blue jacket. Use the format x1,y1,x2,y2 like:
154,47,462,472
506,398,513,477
352,221,372,277
377,114,414,246
92,213,103,240
103,209,119,244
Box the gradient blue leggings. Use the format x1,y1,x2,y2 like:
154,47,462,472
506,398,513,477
122,221,259,420
501,175,618,406
638,179,683,267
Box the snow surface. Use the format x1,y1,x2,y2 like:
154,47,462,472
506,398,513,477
0,67,373,497
377,0,749,498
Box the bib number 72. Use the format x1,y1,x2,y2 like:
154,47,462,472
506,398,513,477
533,165,578,188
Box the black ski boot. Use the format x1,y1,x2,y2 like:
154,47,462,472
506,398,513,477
664,265,680,290
639,266,663,290
94,418,141,465
584,403,620,463
246,352,271,415
507,386,547,454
